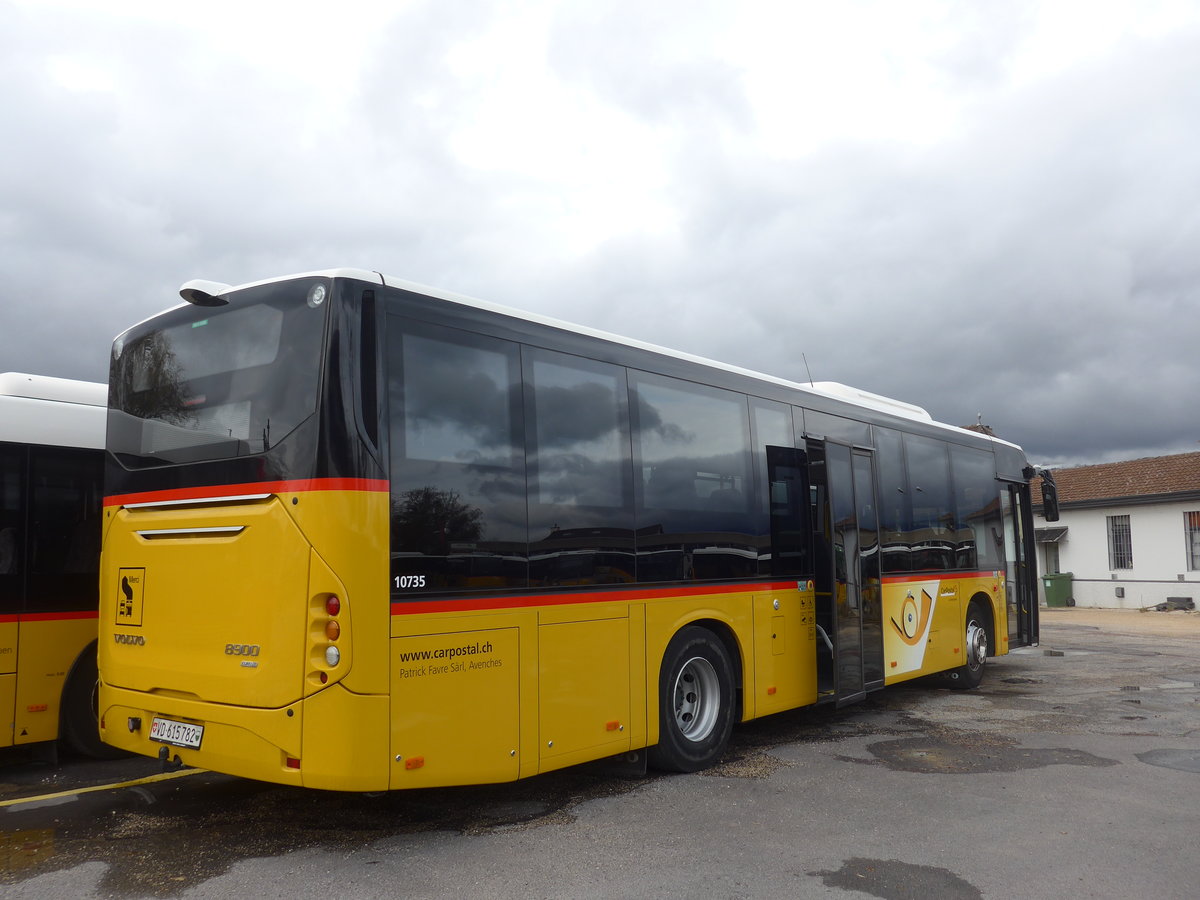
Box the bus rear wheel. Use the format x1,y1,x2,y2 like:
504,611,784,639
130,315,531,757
648,626,735,773
947,601,989,691
61,644,125,759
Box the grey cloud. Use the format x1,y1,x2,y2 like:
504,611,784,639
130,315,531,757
2,3,1197,471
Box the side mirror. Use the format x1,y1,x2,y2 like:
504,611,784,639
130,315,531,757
1039,469,1060,522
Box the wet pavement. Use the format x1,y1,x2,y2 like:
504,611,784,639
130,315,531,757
2,610,1198,899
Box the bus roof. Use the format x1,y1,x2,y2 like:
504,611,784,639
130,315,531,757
0,372,107,406
0,373,107,450
174,268,1023,454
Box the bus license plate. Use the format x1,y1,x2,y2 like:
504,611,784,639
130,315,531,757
150,717,204,749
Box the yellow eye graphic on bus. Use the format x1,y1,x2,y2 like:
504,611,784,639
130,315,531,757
900,596,919,638
891,589,934,646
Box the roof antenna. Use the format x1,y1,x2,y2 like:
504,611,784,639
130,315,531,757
802,353,814,387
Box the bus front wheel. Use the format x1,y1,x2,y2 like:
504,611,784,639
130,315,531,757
946,601,989,691
648,626,735,773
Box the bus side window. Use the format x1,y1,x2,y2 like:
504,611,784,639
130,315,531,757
357,289,382,455
0,443,25,613
631,373,755,583
752,399,795,578
387,319,528,594
524,348,635,587
903,434,954,573
874,426,911,574
27,446,103,612
765,445,811,578
950,445,1000,570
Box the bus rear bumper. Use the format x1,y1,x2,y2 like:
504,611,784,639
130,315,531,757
99,681,389,791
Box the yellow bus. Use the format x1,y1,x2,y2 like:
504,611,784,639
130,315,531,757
98,269,1049,789
1,372,113,758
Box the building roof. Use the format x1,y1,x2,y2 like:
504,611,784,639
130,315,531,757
1036,451,1200,509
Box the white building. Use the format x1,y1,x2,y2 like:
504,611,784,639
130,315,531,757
1032,451,1200,609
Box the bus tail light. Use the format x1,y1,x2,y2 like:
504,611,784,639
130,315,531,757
324,594,341,666
307,588,347,690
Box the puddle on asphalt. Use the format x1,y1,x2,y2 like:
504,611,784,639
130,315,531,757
844,729,1119,774
810,856,982,900
1137,749,1200,774
0,828,54,875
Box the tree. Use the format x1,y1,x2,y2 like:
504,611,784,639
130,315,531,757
392,487,484,555
110,332,192,424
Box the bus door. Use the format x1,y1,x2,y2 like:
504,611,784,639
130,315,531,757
808,440,884,706
1003,483,1039,647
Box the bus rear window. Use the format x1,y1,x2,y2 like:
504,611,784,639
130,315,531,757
108,280,327,466
133,306,283,390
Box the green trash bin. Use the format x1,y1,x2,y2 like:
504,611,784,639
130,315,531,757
1043,572,1074,608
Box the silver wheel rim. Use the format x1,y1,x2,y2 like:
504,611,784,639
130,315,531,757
965,619,988,672
671,655,720,742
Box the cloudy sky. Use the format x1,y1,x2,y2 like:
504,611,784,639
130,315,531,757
3,0,1198,468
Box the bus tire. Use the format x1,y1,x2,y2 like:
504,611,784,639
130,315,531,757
946,601,988,691
648,626,735,773
61,644,125,759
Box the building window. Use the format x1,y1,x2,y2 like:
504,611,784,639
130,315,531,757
1186,511,1200,571
1107,514,1133,570
1044,543,1060,576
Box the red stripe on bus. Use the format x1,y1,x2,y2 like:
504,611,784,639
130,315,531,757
391,581,802,616
105,478,390,507
0,610,99,623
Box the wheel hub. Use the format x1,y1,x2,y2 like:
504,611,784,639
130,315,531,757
966,621,988,670
672,656,720,742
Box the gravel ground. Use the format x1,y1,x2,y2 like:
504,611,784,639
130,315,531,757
1039,604,1200,637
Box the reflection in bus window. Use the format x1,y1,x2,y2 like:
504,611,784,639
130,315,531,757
401,331,520,467
529,351,628,508
635,375,749,512
633,374,754,582
752,399,795,575
389,321,528,593
874,427,911,573
951,445,1001,569
904,434,953,572
108,281,324,464
526,348,634,587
